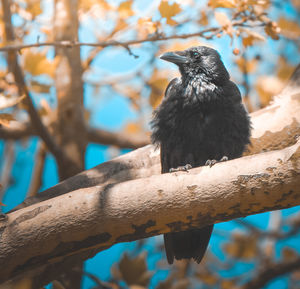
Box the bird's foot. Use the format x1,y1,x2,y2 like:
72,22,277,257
205,156,228,168
169,164,192,173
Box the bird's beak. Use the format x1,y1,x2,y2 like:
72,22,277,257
160,51,189,65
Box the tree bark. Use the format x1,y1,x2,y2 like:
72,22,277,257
0,137,299,284
54,0,86,180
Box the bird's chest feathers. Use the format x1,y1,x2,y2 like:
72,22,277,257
183,75,217,104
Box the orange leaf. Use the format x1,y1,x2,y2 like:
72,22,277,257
199,10,209,26
236,57,257,73
26,0,42,17
278,17,300,40
208,0,236,8
0,113,15,126
137,18,159,38
118,0,134,18
159,1,181,25
23,51,60,78
241,28,265,47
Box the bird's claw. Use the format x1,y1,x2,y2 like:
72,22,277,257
169,164,192,173
220,156,228,162
205,159,217,167
205,156,228,167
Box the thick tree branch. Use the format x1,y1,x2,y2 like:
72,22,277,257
0,139,299,284
12,64,300,211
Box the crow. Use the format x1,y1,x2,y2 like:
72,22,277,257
151,46,251,264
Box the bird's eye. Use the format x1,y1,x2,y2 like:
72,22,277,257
192,52,199,57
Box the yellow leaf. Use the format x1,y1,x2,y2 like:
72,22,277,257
79,0,111,12
265,22,280,40
137,18,159,38
23,51,60,78
0,94,25,110
26,0,42,17
199,10,209,26
241,28,265,47
208,0,236,8
278,17,300,40
0,113,15,126
236,57,257,73
118,0,134,18
159,1,182,24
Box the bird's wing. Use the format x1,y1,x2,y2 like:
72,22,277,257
227,80,242,103
164,78,179,99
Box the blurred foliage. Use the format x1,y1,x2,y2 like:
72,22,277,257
0,0,300,288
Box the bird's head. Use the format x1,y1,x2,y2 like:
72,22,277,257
160,46,229,83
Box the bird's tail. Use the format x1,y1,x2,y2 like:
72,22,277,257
164,225,214,264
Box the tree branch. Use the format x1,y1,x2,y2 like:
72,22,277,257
0,139,299,284
0,123,150,149
27,142,46,197
0,19,260,53
87,127,150,149
241,256,300,289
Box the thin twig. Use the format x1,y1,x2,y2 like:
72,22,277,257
0,19,261,53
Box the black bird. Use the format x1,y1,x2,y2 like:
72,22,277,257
151,46,251,264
